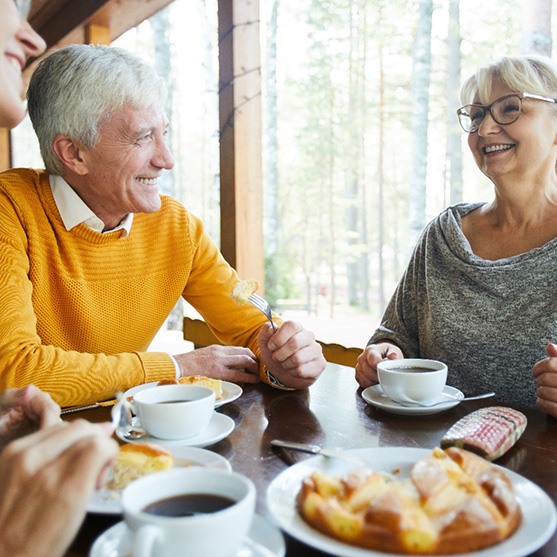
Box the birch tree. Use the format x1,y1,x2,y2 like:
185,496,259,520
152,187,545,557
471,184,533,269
520,0,552,55
446,0,462,206
409,0,433,242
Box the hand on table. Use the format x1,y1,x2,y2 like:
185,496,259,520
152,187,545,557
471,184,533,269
0,419,118,557
532,342,557,418
174,345,261,384
258,321,326,389
355,342,404,388
0,385,61,447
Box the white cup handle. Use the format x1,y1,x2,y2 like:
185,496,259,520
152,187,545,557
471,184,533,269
132,525,163,557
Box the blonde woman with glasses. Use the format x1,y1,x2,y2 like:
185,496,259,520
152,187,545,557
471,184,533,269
356,54,557,419
0,2,117,556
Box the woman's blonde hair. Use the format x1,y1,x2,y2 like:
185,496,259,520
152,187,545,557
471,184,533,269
460,55,557,105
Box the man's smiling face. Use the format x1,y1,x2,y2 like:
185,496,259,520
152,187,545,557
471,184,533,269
76,104,175,229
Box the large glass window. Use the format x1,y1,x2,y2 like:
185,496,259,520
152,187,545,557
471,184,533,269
10,0,554,350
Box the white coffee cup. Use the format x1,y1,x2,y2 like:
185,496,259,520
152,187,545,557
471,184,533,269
122,468,256,557
377,358,448,405
133,384,216,439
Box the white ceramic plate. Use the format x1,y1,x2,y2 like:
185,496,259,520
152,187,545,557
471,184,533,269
88,446,231,515
116,412,235,449
362,384,463,415
123,380,242,408
267,447,557,557
89,514,286,557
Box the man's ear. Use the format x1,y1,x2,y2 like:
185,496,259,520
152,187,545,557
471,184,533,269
52,135,89,175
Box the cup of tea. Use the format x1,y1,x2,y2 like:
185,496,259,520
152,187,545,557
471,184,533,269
122,468,256,557
377,358,447,405
133,384,216,440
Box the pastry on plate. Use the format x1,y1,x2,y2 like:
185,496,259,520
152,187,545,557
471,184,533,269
296,447,521,555
106,443,173,490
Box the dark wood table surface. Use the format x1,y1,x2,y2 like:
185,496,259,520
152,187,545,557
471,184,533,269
65,363,557,557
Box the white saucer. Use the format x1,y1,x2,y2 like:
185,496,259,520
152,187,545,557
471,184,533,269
123,380,242,408
116,412,235,448
89,514,286,557
88,446,232,515
361,385,464,415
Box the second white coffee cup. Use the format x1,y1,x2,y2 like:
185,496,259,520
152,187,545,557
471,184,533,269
377,358,448,405
133,384,216,439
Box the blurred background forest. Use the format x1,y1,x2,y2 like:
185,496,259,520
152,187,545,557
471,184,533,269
11,0,556,348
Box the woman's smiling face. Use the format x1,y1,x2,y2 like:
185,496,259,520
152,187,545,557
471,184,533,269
0,0,45,128
468,81,557,184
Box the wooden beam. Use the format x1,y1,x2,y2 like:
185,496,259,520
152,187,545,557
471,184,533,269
28,0,174,50
0,130,11,172
85,23,111,45
218,0,265,288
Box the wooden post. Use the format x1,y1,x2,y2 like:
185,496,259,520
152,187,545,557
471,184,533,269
218,0,265,289
0,130,11,172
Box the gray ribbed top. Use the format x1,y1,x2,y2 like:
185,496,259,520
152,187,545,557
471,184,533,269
370,202,557,407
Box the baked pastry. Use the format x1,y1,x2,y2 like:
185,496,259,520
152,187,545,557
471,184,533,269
157,375,223,400
106,443,173,489
296,447,521,554
231,279,258,304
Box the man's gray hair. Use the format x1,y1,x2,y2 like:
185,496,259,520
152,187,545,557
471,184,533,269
27,44,167,175
460,54,557,106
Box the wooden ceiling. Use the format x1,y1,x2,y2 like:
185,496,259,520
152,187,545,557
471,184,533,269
28,0,174,50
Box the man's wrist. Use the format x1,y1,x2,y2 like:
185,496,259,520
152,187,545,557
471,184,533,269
263,366,294,391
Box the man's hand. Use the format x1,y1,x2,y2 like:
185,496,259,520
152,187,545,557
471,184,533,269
174,345,261,384
257,321,326,389
355,342,404,388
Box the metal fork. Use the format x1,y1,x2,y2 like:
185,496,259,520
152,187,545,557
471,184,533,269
248,293,277,332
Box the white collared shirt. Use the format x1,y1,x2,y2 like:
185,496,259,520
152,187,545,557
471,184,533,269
49,174,134,236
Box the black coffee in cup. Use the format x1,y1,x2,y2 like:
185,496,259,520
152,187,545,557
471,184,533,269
143,493,235,517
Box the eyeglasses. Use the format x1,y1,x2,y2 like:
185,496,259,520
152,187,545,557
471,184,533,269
14,0,32,19
456,92,557,133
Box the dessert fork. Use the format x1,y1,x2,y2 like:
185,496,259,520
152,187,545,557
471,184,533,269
248,293,277,332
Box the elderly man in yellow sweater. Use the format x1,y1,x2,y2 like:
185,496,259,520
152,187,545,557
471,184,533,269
0,44,326,407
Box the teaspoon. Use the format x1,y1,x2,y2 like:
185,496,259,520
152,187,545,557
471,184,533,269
397,391,495,408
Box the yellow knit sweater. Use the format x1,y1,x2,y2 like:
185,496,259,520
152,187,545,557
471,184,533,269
0,168,269,406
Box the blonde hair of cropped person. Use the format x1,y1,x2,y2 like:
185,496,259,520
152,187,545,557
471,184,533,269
26,44,167,176
460,54,557,107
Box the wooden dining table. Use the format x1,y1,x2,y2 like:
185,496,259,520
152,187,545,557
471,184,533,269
65,362,557,556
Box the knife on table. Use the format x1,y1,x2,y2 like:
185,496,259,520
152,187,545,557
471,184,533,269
270,439,364,465
61,399,116,415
